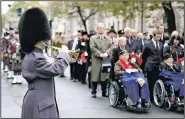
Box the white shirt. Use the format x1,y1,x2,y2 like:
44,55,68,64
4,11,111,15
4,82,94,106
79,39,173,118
152,39,160,49
72,37,78,51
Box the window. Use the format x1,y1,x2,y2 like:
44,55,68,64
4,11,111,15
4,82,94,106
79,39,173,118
117,21,120,30
163,15,168,32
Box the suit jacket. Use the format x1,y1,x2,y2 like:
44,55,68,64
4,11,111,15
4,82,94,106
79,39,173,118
142,40,163,72
126,37,141,53
67,39,79,51
137,38,149,52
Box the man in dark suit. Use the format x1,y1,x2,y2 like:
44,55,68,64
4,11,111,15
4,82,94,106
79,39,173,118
67,33,80,81
142,29,164,102
111,37,130,79
156,23,169,44
124,27,140,53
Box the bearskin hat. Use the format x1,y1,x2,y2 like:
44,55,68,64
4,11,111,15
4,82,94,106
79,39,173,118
82,31,88,36
18,7,51,53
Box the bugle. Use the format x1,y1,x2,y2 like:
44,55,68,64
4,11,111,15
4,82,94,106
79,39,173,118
46,45,80,61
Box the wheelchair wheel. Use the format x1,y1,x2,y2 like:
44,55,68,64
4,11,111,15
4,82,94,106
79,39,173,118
153,79,166,107
109,81,119,107
164,99,172,111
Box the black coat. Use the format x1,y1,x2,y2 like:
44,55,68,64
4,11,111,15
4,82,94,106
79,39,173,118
78,39,88,59
137,38,149,52
163,45,184,61
142,40,163,72
110,46,130,79
111,46,130,64
159,62,181,72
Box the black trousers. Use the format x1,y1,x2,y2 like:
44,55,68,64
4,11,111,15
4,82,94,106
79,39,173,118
146,70,158,101
70,63,75,79
79,63,87,83
91,81,107,95
70,62,80,80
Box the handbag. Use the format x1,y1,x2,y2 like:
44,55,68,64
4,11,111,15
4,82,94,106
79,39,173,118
101,58,111,73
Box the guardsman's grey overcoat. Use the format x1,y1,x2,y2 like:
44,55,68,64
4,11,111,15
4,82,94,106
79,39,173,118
21,48,70,118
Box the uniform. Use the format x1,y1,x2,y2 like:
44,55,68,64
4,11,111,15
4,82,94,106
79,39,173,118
18,8,70,118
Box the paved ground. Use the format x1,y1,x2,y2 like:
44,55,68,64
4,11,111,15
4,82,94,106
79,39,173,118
1,66,184,118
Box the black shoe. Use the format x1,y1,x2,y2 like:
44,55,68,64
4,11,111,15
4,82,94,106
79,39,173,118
73,79,76,82
102,92,108,97
92,93,96,98
81,81,87,84
60,74,65,78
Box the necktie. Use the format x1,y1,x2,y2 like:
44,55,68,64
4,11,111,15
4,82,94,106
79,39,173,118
129,38,131,44
156,40,159,51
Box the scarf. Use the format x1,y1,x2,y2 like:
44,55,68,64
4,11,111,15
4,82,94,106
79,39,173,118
119,58,133,69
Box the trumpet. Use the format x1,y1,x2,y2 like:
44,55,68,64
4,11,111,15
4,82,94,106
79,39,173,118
46,45,80,61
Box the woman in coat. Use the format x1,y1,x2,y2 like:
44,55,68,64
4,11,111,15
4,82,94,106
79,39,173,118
163,35,184,61
114,50,150,108
19,8,70,118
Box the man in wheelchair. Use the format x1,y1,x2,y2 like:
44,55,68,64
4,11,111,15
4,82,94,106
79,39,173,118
158,53,184,104
114,50,150,109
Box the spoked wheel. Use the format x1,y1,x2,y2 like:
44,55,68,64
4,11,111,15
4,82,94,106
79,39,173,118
109,81,119,107
153,80,166,107
164,99,172,111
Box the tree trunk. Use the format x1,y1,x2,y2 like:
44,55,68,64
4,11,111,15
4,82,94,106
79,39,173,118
162,1,176,35
77,6,87,32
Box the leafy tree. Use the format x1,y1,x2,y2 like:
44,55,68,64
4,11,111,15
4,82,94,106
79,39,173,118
8,1,46,16
2,14,6,28
103,1,184,35
49,1,107,32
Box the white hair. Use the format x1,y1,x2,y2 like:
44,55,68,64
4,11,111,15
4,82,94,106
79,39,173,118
97,22,105,28
131,29,138,33
124,27,132,33
171,30,178,37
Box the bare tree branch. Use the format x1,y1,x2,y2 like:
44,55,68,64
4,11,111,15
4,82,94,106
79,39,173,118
85,9,97,21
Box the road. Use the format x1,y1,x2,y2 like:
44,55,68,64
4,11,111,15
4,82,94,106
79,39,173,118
1,67,184,118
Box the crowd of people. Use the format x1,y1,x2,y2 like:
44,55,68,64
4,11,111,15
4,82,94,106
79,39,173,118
56,22,184,104
0,7,184,118
1,27,25,84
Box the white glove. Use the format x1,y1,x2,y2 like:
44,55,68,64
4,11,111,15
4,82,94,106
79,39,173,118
103,53,108,57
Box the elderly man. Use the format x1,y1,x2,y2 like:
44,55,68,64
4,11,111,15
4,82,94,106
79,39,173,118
111,37,130,79
124,27,140,53
90,23,112,98
131,29,138,40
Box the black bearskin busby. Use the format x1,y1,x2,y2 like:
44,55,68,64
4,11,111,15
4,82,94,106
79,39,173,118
82,31,88,36
18,7,51,53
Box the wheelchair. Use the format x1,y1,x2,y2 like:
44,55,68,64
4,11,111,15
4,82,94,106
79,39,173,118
153,72,184,111
108,75,151,112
